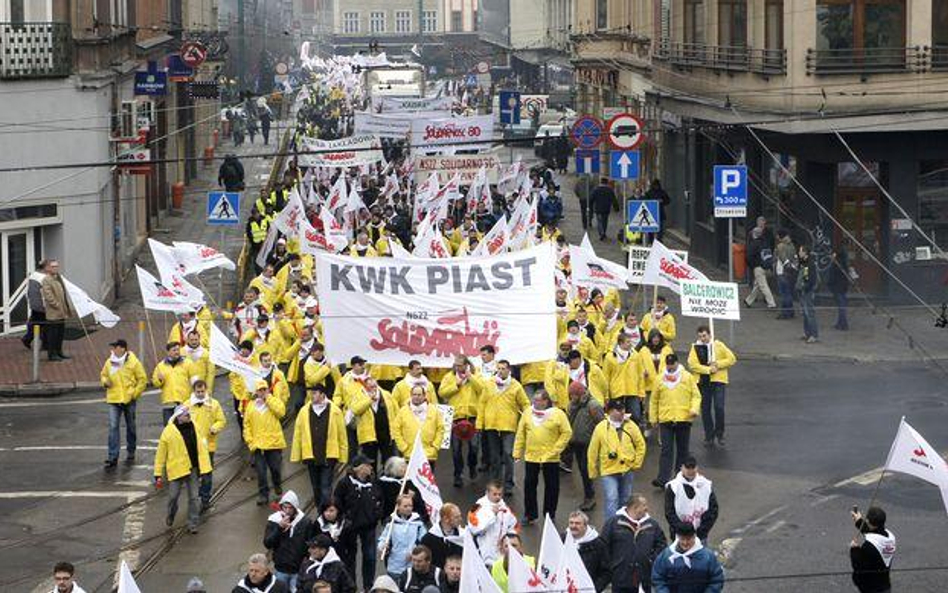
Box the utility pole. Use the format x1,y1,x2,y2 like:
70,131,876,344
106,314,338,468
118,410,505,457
237,0,246,92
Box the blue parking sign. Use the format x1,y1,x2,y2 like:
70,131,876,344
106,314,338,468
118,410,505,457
713,165,747,218
575,150,600,175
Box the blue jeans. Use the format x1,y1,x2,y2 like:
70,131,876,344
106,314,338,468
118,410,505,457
600,472,634,521
777,275,795,317
700,382,726,441
274,571,298,593
199,452,215,504
107,401,137,462
801,290,818,338
833,291,849,329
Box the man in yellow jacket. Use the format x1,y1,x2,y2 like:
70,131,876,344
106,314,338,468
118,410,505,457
182,330,215,393
649,354,701,488
228,340,257,431
439,355,483,487
478,360,529,492
258,349,290,406
545,349,608,408
513,390,572,524
588,399,646,521
154,404,212,533
291,385,348,506
100,339,147,468
640,296,677,344
244,378,287,505
153,342,196,424
187,379,226,512
393,385,445,463
688,325,738,448
348,377,398,469
391,360,438,408
602,332,645,423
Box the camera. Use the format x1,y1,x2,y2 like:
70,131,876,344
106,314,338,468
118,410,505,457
607,452,618,460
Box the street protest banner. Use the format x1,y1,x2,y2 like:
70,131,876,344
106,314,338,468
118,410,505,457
628,245,689,284
641,240,708,293
299,134,384,168
680,280,741,321
413,153,502,184
410,115,494,152
354,110,444,139
315,244,556,367
570,234,629,290
373,95,454,113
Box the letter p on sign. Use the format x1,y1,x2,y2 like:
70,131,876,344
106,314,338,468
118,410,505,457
722,170,741,194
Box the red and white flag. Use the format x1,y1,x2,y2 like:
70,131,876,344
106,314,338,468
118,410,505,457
319,207,348,253
273,188,306,236
537,515,564,585
508,546,547,593
459,529,502,593
508,197,538,251
884,417,948,514
471,217,508,257
412,220,450,259
148,239,206,307
172,241,236,274
136,265,190,312
326,175,347,212
641,240,708,294
570,233,630,290
554,536,596,593
405,432,443,520
209,323,262,389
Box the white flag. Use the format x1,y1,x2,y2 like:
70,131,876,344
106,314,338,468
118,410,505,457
641,240,708,294
136,265,190,312
459,529,503,593
884,417,948,514
388,238,413,259
405,432,443,520
63,277,120,328
570,233,630,290
320,207,348,253
209,323,262,387
537,514,564,585
508,197,538,251
471,217,508,257
148,239,206,307
508,545,547,593
326,175,348,212
273,188,306,236
117,560,142,593
554,536,596,593
412,222,450,259
172,241,236,274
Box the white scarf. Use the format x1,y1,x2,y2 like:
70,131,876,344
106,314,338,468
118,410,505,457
318,516,345,540
311,401,328,415
183,345,204,361
865,531,897,567
348,475,373,490
614,346,630,363
604,312,620,331
305,548,342,578
259,275,275,289
652,308,666,321
622,325,641,344
568,365,586,385
409,401,428,421
662,366,682,389
668,471,713,530
566,332,582,346
108,352,127,375
530,406,552,426
567,525,600,546
480,359,497,378
405,374,428,388
189,393,208,407
608,417,624,429
299,339,315,360
180,319,197,336
494,374,511,392
667,537,704,568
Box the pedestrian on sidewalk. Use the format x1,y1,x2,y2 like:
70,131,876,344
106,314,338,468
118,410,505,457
40,259,75,362
265,489,313,591
744,222,777,309
829,246,851,331
664,457,718,543
687,326,737,448
797,244,820,343
218,154,245,192
260,106,273,145
774,229,798,319
574,176,592,230
154,404,211,534
100,339,147,469
649,354,701,488
591,178,617,242
643,179,671,242
566,380,604,512
22,259,48,351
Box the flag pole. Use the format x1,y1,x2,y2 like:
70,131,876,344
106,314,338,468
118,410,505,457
144,309,159,364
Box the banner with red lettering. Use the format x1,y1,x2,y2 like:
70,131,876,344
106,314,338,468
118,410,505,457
299,134,385,168
410,115,494,152
641,240,708,294
315,244,557,367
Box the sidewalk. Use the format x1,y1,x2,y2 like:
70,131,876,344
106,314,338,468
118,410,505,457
554,171,948,363
0,131,279,395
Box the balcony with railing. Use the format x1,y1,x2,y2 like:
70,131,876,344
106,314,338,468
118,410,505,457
0,22,72,80
655,41,787,76
931,45,948,71
805,46,926,75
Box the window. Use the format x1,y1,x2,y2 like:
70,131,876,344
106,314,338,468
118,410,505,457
596,0,608,30
718,1,747,47
919,161,948,243
684,0,705,45
816,1,905,52
343,11,360,34
933,1,948,67
422,10,437,33
116,101,135,139
370,11,385,33
9,0,24,23
111,0,128,28
765,0,784,50
451,10,462,31
395,10,412,33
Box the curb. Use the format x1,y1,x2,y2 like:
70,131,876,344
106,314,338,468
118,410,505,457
0,381,101,398
736,351,948,364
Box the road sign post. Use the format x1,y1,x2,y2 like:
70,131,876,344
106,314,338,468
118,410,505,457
499,90,521,126
713,164,748,345
575,149,600,175
570,115,604,151
609,150,640,180
606,113,645,151
626,199,661,234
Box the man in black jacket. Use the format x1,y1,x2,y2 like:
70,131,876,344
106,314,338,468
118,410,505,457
397,545,442,593
419,502,463,568
218,154,245,192
565,510,610,592
600,494,667,593
850,506,896,593
298,534,356,593
664,457,719,543
332,455,383,590
264,490,313,591
591,179,617,242
233,553,289,593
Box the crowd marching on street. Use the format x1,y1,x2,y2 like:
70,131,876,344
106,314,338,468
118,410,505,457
36,50,903,593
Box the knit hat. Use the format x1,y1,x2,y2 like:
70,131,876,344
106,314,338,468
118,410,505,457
370,575,400,593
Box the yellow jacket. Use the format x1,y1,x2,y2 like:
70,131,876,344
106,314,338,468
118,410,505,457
392,404,445,460
477,378,530,432
438,371,483,419
371,363,404,383
243,394,287,451
249,276,284,311
687,340,738,384
649,370,702,424
168,321,210,348
189,396,227,452
303,358,341,392
182,346,215,392
391,378,438,408
290,402,349,463
275,262,314,291
602,350,644,399
587,419,646,478
154,421,212,481
347,244,379,257
597,317,625,354
641,312,677,344
152,358,196,406
639,345,675,393
100,353,147,404
518,360,550,386
241,326,287,364
335,371,373,410
544,360,608,408
261,366,291,405
349,389,398,445
513,408,572,463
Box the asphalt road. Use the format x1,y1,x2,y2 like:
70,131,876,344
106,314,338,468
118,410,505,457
3,357,947,592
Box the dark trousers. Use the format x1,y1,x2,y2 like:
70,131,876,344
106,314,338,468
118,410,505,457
162,406,176,425
262,121,271,144
578,200,590,229
23,310,46,349
833,291,849,330
233,397,244,432
596,211,609,239
361,441,395,472
46,320,65,357
253,449,283,498
107,402,137,462
524,461,560,521
199,452,215,504
306,460,336,507
614,395,644,426
341,526,377,590
484,430,515,490
699,383,726,441
569,442,595,499
657,422,692,484
451,430,479,479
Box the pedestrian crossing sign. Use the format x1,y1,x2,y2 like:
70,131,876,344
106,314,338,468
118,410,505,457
626,199,661,233
207,191,240,225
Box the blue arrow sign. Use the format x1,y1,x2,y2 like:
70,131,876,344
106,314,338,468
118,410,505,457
499,90,521,125
626,199,661,233
610,150,640,180
575,150,600,175
207,191,240,225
